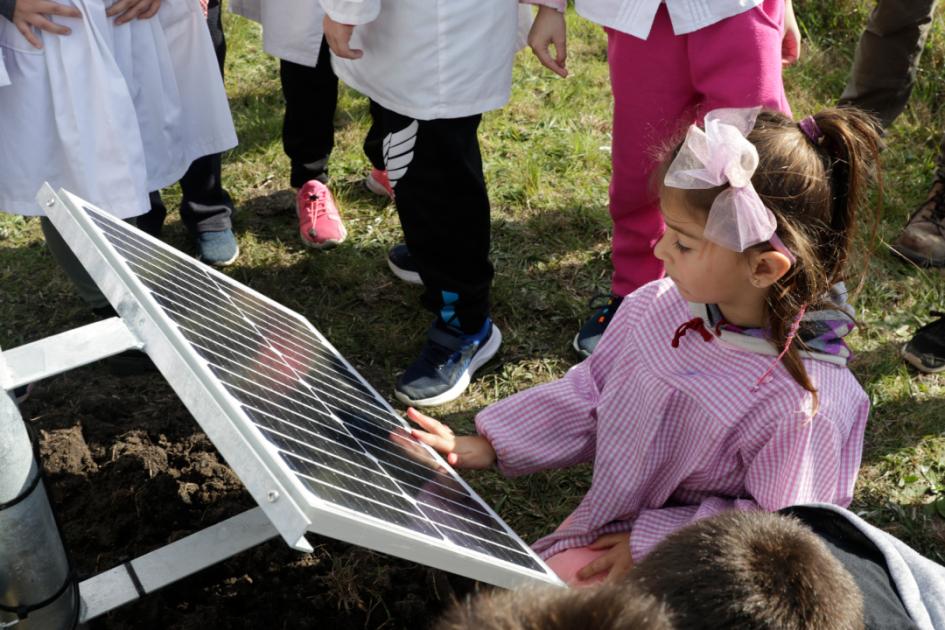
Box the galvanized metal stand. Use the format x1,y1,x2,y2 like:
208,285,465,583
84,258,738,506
0,321,279,626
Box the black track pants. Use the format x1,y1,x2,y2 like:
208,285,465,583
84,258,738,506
368,103,493,334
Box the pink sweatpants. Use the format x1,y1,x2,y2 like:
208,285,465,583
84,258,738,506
607,0,792,296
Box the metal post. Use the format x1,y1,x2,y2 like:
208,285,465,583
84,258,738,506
0,392,76,629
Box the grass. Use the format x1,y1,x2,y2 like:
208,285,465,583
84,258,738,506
2,0,944,582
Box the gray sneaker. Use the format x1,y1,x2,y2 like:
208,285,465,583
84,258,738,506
196,229,240,267
891,180,945,267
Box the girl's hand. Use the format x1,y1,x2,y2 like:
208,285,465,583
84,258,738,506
528,5,567,77
11,0,81,49
406,407,497,469
323,14,362,60
782,0,801,66
106,0,160,25
576,532,634,583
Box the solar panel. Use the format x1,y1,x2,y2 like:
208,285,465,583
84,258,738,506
40,186,562,589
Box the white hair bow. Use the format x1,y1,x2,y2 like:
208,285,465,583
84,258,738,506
664,107,782,255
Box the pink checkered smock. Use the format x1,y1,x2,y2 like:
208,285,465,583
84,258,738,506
476,278,869,561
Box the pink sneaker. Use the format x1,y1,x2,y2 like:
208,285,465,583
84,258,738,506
364,168,394,199
297,180,347,249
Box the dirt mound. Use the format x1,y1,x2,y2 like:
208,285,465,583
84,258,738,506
24,367,464,629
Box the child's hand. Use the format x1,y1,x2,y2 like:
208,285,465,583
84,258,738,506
782,0,801,65
323,14,362,60
527,5,567,77
576,532,634,583
105,0,160,24
11,0,81,49
405,407,497,469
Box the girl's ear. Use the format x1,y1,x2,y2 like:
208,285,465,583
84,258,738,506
747,250,792,288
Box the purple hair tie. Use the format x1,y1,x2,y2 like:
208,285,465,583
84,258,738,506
799,116,823,143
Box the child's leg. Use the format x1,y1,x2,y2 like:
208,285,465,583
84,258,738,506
373,103,498,405
205,0,226,75
178,153,239,266
607,10,696,297
363,99,388,173
378,106,493,334
136,192,169,238
178,153,233,235
689,0,791,116
178,0,239,264
282,39,339,188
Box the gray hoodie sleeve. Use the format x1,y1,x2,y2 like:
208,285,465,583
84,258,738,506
806,503,945,630
0,0,15,22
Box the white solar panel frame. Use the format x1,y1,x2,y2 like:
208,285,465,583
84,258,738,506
39,185,563,589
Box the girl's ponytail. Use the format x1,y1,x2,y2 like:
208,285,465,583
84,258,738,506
749,108,883,407
805,108,884,284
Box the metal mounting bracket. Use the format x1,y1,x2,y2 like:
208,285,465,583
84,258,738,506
1,318,142,391
77,507,279,623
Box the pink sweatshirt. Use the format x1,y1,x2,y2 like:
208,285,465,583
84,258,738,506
475,279,869,561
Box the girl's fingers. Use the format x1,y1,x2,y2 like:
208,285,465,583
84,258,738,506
390,430,443,469
138,0,160,20
114,5,140,23
334,43,362,60
105,0,132,16
410,428,454,455
576,554,612,580
406,407,451,439
116,0,152,24
554,37,567,68
40,1,81,17
531,44,566,78
16,21,43,48
31,15,69,35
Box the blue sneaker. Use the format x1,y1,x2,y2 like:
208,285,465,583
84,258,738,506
573,294,624,357
197,229,239,267
395,319,502,407
387,244,422,285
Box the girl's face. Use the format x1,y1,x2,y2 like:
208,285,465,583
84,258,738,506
653,187,761,320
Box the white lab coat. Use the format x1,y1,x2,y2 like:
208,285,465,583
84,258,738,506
320,0,532,120
229,0,323,67
0,0,236,218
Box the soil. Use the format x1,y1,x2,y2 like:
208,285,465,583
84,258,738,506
25,364,470,630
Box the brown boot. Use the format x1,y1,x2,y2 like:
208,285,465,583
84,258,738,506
891,179,945,266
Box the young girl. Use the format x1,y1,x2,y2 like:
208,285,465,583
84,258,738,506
524,0,799,357
408,106,881,586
